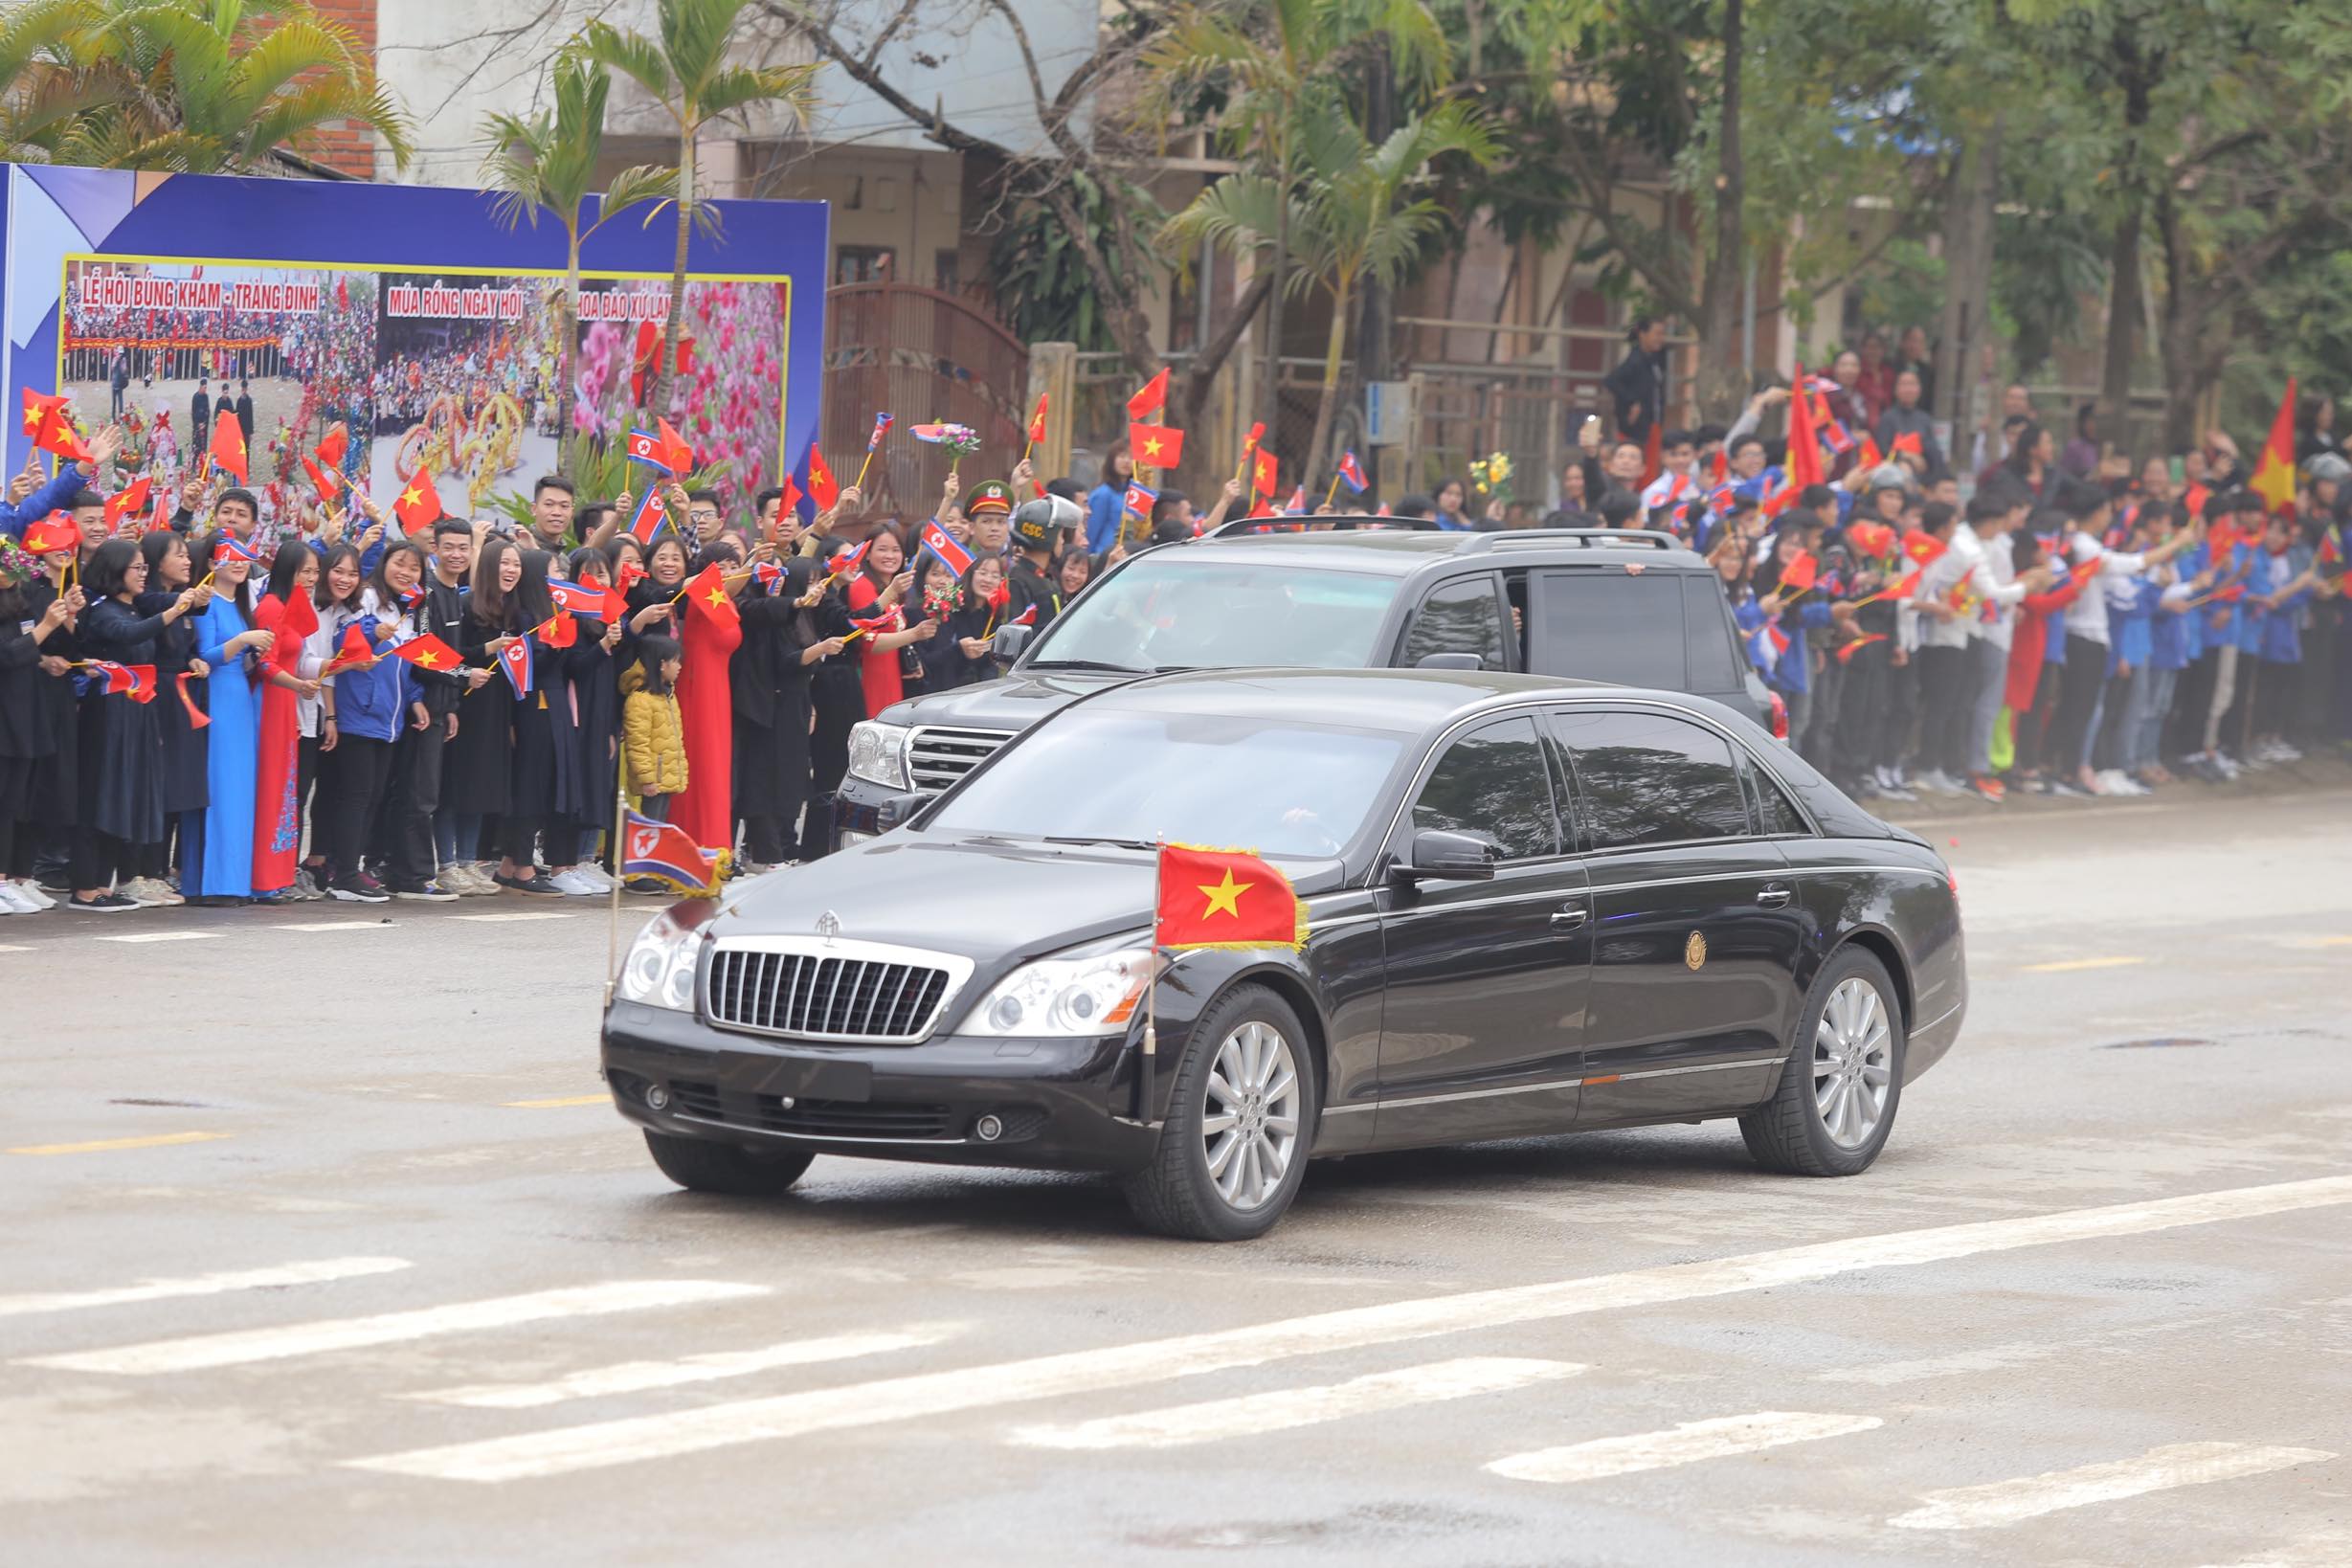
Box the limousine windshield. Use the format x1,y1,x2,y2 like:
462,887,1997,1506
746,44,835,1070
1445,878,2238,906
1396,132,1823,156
926,708,1404,859
1024,555,1402,673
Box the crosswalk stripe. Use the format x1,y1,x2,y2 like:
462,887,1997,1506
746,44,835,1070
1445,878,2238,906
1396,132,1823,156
94,930,217,943
407,1326,962,1409
0,943,34,952
17,1280,765,1375
2022,955,2146,973
272,921,391,932
342,1172,2352,1484
1487,1411,1881,1485
455,911,578,923
1011,1357,1584,1451
1891,1443,2336,1531
0,1257,411,1320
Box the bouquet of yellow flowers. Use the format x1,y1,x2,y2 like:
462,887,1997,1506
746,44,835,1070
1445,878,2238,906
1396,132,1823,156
1468,450,1513,504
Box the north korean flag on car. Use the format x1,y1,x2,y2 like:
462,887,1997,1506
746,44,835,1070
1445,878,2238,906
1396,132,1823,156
497,633,532,697
918,518,974,578
621,807,727,895
1154,843,1305,951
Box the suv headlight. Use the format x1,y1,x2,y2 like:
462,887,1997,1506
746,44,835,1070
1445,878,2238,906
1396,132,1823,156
847,721,910,790
616,908,706,1012
963,947,1164,1038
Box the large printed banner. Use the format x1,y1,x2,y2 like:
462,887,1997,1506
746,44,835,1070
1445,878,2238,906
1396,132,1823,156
3,165,826,521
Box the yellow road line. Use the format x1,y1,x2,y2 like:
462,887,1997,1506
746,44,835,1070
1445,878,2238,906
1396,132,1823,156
2022,957,2148,974
9,1131,232,1157
504,1095,611,1109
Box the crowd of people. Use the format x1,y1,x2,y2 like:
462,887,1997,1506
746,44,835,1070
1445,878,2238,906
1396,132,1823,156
2,338,2346,918
0,437,1104,915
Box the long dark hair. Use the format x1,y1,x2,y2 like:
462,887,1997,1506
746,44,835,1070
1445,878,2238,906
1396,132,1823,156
566,544,612,587
369,540,429,617
84,537,141,601
471,534,516,626
313,542,364,613
858,522,908,593
2005,420,2048,479
138,526,189,592
512,547,556,633
634,634,681,697
264,540,312,606
189,534,256,624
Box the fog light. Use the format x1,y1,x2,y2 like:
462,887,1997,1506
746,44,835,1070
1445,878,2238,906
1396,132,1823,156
974,1113,1004,1142
645,1084,670,1111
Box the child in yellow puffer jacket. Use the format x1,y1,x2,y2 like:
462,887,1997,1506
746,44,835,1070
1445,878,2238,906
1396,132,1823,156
621,635,687,815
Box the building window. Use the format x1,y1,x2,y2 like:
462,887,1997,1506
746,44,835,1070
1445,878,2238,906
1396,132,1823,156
835,246,895,284
932,249,961,293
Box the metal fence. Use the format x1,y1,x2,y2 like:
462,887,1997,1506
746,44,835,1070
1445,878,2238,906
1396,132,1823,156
823,283,1029,522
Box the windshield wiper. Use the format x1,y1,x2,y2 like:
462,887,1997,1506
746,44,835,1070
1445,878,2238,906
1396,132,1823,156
1042,835,1158,852
1026,659,1152,675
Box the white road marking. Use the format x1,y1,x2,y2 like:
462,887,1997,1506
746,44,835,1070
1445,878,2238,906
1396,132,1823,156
18,1280,765,1376
407,1327,961,1409
1010,1357,1584,1451
0,1257,411,1320
454,911,578,923
2022,955,2146,973
272,921,391,932
0,943,33,953
1487,1411,1882,1485
343,1172,2352,1484
1891,1443,2336,1531
93,930,216,943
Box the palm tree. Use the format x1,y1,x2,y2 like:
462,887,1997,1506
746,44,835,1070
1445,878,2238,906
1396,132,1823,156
1165,95,1492,482
5,0,413,174
578,0,818,418
1139,0,1450,426
482,54,676,454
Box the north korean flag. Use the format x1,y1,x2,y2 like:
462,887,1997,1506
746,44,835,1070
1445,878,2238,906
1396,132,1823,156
497,634,533,698
1336,451,1368,494
547,576,613,618
625,427,671,472
917,519,974,578
620,808,725,895
627,483,672,546
1122,481,1158,521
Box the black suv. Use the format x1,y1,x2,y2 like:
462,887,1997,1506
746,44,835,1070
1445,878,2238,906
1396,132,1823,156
836,522,1779,846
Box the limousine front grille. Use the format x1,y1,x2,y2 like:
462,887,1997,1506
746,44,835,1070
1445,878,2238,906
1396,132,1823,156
669,1081,957,1141
701,937,975,1045
907,726,1013,796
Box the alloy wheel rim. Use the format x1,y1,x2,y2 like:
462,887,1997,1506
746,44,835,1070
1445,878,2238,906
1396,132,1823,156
1812,976,1893,1149
1201,1020,1302,1212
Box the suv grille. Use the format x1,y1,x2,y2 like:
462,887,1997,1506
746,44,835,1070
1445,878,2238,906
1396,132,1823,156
704,946,957,1043
907,726,1013,795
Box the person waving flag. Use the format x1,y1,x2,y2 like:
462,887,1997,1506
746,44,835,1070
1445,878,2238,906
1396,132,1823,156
393,468,441,531
497,633,533,698
918,517,974,578
1336,451,1368,494
625,427,671,472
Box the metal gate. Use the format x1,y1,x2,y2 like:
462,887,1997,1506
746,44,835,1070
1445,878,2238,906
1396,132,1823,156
823,284,1029,523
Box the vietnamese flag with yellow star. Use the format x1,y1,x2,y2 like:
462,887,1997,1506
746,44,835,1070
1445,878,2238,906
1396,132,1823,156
681,560,740,630
392,632,461,672
392,467,442,530
2249,375,2299,515
1154,843,1306,951
1129,422,1185,469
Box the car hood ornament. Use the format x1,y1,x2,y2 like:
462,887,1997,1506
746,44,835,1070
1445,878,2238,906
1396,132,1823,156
815,909,842,942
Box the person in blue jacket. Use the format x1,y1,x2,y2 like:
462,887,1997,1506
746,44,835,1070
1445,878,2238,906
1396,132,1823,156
0,427,123,540
2244,511,2319,763
1084,441,1133,554
314,542,427,902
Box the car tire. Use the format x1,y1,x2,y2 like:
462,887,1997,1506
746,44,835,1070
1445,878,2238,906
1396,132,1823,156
642,1131,817,1196
1740,946,1906,1176
1121,984,1319,1242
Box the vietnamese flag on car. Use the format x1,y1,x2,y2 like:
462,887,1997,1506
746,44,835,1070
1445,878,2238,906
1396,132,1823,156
1154,843,1306,951
1129,423,1185,469
208,406,249,482
1127,368,1169,420
806,444,840,510
392,632,460,672
393,467,441,531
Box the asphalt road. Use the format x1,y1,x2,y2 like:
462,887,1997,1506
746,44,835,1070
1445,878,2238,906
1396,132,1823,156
4,785,2349,1567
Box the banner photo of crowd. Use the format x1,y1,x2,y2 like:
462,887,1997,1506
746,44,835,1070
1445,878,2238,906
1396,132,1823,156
56,258,792,525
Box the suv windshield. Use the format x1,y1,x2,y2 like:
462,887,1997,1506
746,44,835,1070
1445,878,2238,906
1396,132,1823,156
1024,554,1401,672
928,708,1404,859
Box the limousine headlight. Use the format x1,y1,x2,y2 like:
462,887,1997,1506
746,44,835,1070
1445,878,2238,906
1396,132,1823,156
616,908,704,1012
847,721,910,790
965,946,1163,1038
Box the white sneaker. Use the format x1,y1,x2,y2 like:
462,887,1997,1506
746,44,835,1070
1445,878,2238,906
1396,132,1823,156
0,880,46,913
571,863,615,893
547,869,603,896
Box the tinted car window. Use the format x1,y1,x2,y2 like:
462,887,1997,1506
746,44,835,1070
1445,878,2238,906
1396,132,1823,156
1411,715,1557,861
1752,761,1812,836
1023,556,1401,672
1681,575,1740,691
1554,709,1750,848
1530,571,1685,687
1400,575,1508,670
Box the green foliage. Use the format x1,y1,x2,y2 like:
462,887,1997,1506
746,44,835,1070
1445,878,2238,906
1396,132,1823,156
989,173,1160,353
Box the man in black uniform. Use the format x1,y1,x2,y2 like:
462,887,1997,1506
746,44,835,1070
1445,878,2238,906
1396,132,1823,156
1005,494,1077,631
190,375,212,445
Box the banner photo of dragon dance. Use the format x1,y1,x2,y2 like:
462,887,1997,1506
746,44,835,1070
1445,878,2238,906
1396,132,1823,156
5,165,828,522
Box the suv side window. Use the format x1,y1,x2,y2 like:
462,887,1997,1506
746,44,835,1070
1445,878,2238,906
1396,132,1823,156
1681,575,1741,692
1528,570,1685,687
1410,715,1557,861
1552,708,1752,848
1399,574,1510,671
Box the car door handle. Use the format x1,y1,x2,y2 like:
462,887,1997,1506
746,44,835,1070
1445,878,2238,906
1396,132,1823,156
1550,905,1589,930
1756,885,1793,908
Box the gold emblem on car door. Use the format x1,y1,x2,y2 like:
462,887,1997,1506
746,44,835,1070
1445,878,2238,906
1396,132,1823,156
1684,930,1708,970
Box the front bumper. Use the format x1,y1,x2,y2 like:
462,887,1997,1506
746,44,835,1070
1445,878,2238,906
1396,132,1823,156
600,999,1161,1173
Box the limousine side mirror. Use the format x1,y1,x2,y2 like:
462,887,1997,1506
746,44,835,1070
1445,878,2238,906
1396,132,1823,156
993,623,1034,661
1396,828,1498,883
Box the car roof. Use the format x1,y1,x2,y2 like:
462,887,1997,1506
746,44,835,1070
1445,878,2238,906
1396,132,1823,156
1085,667,1620,737
1176,526,1711,577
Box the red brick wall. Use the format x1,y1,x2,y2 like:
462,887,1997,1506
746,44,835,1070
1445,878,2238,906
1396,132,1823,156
298,0,379,177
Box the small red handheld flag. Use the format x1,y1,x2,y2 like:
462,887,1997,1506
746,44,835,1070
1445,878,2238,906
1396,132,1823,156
1127,369,1169,419
1129,423,1185,469
323,622,376,675
1154,843,1305,951
316,420,350,468
2250,375,2299,514
1836,633,1888,663
1026,392,1048,445
657,415,695,479
280,587,320,642
22,515,78,555
20,387,67,439
807,446,840,510
102,476,153,533
208,407,249,482
682,562,739,630
1779,551,1819,594
393,468,441,530
539,609,577,648
1252,447,1278,499
392,633,460,671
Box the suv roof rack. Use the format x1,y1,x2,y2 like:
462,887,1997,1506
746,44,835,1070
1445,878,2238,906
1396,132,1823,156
1460,527,1682,554
1204,513,1443,538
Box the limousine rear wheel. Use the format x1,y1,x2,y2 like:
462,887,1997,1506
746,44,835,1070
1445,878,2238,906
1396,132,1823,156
1740,948,1904,1177
1123,985,1318,1242
643,1131,816,1197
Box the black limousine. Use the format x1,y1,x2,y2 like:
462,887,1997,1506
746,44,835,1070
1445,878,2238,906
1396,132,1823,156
603,669,1965,1240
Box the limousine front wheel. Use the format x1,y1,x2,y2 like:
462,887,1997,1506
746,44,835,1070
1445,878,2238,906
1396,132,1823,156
1123,985,1318,1242
1740,948,1904,1177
